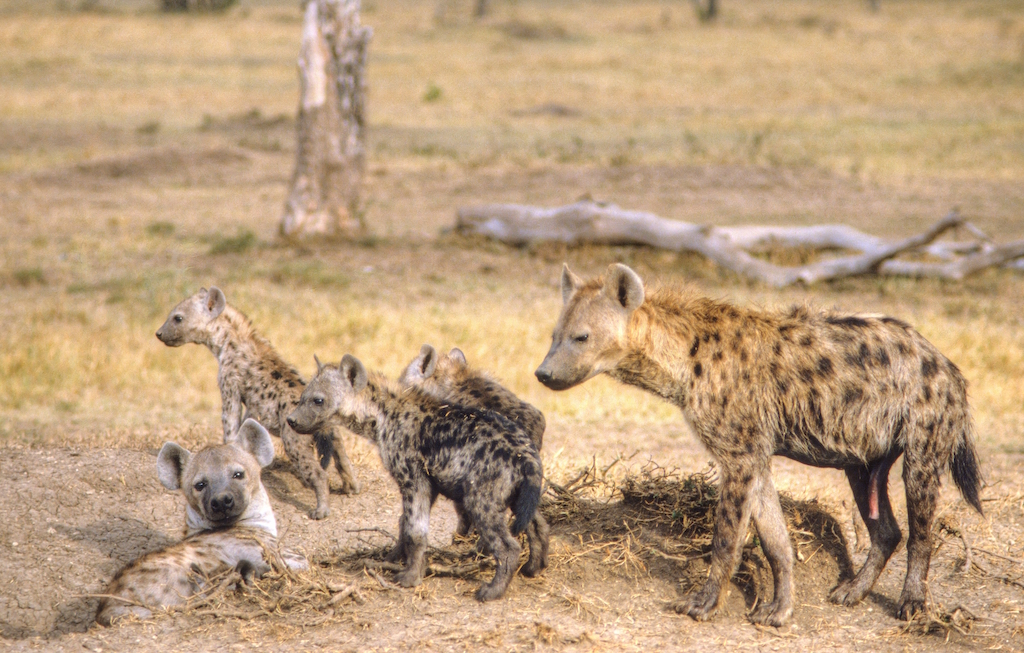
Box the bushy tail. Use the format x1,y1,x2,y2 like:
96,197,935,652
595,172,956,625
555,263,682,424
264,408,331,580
511,465,543,536
951,433,983,514
314,431,335,471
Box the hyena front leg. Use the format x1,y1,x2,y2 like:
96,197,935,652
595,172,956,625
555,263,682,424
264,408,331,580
675,463,756,621
896,453,941,621
280,425,332,520
830,452,903,607
394,481,433,588
747,470,794,626
326,427,361,495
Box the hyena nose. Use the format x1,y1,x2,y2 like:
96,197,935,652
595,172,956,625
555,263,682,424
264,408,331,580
211,494,234,514
535,368,553,385
286,416,297,429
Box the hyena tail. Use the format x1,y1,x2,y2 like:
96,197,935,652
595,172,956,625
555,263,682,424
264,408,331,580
314,430,334,471
951,433,983,515
511,467,543,536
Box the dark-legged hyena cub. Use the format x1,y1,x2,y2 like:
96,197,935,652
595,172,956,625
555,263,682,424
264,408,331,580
96,419,308,626
536,263,983,626
400,344,547,537
287,355,549,601
157,287,359,520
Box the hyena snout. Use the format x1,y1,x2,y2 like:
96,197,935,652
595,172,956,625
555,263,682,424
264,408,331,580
206,492,243,521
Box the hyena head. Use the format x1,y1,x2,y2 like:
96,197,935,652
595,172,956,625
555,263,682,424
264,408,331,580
535,263,645,390
288,354,373,437
156,418,274,527
155,286,227,347
398,344,468,391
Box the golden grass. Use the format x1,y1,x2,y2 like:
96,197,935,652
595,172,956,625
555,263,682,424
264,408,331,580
1,0,1023,460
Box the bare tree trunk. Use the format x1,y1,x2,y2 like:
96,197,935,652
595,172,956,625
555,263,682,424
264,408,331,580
281,0,371,239
456,200,1024,286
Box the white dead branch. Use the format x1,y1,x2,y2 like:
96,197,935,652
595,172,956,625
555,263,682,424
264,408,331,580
455,200,1024,287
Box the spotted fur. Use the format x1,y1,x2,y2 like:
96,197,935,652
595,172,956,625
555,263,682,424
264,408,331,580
288,355,549,601
535,263,983,626
96,419,308,626
156,287,359,519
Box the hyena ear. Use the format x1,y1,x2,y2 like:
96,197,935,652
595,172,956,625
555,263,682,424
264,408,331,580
447,347,468,368
156,442,191,491
314,354,325,373
560,263,583,305
235,418,275,468
603,263,645,312
418,344,438,379
340,354,368,392
205,286,227,319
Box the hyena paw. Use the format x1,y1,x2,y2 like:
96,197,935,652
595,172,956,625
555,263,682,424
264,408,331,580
340,479,361,495
672,587,719,622
394,569,422,588
828,580,868,607
384,544,405,564
310,504,331,520
474,581,507,602
520,555,548,578
748,600,792,627
895,593,927,621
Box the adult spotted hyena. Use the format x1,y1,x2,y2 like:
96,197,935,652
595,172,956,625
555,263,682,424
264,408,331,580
400,344,547,538
96,419,308,626
287,355,549,601
156,287,359,519
535,263,982,626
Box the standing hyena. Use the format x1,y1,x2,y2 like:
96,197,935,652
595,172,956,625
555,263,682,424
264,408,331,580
535,263,983,626
287,355,550,601
156,287,359,519
400,344,547,537
96,419,308,626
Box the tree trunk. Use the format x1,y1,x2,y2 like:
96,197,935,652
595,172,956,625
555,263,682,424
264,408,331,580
281,0,371,239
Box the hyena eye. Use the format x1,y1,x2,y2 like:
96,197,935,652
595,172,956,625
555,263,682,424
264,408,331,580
193,480,207,491
573,334,589,343
233,471,245,480
173,315,183,323
313,397,324,406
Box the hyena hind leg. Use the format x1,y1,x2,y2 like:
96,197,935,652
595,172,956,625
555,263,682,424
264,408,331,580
896,456,941,621
830,455,903,607
521,513,550,578
471,511,521,602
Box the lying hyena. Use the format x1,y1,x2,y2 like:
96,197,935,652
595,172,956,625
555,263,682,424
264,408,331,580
535,263,983,626
96,419,308,626
157,287,359,519
287,355,549,601
400,344,547,538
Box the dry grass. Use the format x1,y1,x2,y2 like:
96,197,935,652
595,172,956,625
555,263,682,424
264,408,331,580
2,0,1024,463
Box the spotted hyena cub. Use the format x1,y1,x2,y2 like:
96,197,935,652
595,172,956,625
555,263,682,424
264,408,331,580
96,419,308,626
287,355,549,601
400,344,547,537
157,287,359,519
535,263,983,626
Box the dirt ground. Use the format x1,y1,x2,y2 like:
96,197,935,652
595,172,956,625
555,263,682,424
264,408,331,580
3,2,1024,649
1,427,1022,652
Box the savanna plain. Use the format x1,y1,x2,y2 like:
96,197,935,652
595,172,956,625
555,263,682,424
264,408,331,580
2,0,1024,650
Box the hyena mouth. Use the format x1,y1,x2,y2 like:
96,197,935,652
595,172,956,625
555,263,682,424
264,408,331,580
205,495,245,523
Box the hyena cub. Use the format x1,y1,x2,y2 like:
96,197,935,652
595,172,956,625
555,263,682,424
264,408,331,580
535,263,983,626
96,419,308,626
287,355,550,601
400,344,547,537
157,287,359,519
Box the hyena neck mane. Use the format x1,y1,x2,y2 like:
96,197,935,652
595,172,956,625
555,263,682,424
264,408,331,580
341,372,419,445
610,287,754,404
206,306,304,386
184,484,278,538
